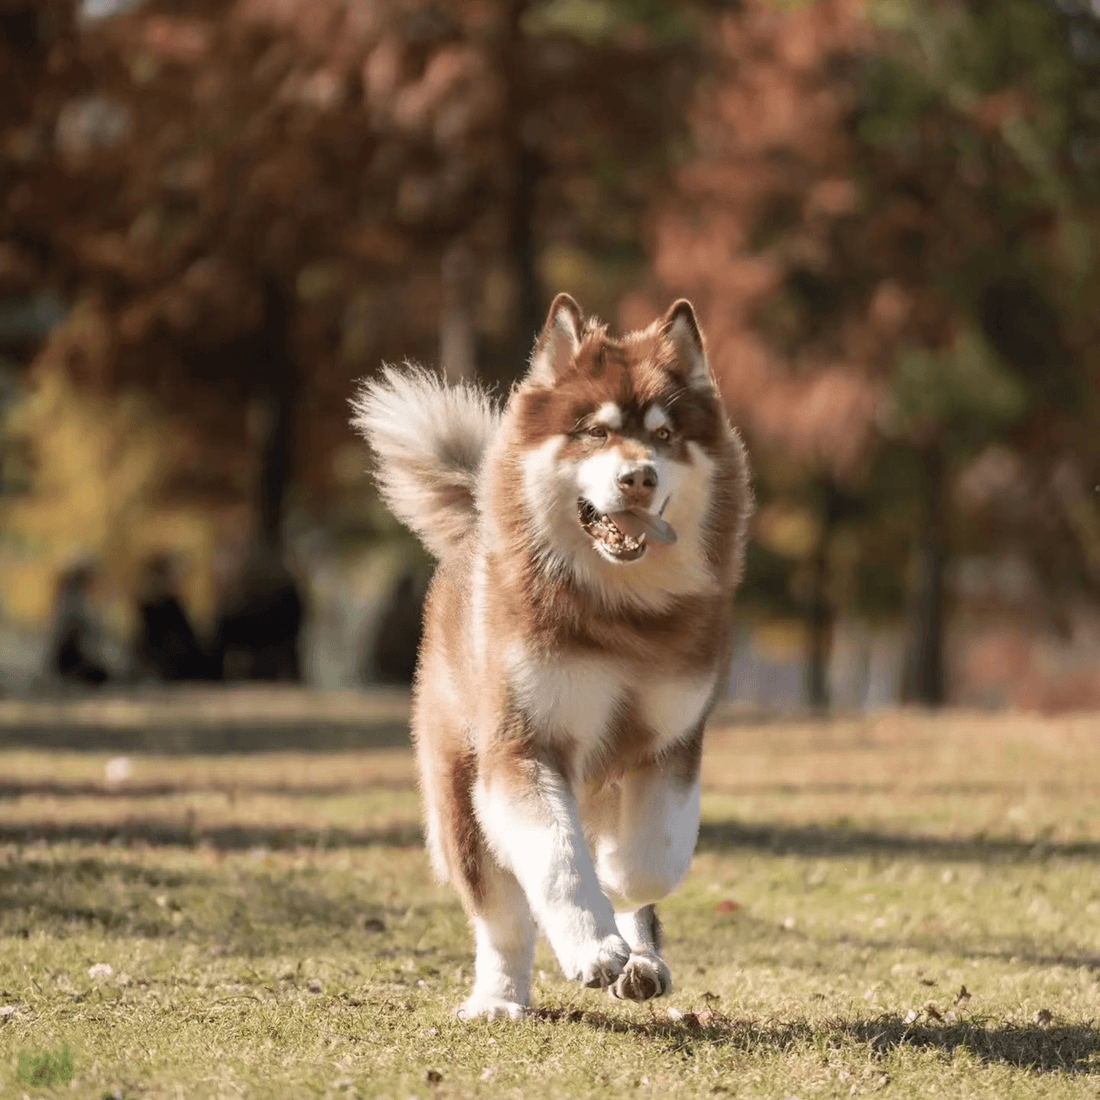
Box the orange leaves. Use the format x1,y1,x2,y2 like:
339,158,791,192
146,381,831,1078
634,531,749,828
644,0,935,481
141,16,212,65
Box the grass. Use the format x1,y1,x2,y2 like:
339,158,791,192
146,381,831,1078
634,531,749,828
0,692,1098,1098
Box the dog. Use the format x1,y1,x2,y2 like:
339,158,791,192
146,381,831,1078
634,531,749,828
352,295,751,1019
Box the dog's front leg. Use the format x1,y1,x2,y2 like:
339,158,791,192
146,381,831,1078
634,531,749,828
593,750,702,1001
476,754,630,989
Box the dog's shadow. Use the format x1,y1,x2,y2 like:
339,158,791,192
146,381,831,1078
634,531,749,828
533,1006,1100,1076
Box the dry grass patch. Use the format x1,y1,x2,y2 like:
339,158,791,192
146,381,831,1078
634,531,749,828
1,696,1098,1098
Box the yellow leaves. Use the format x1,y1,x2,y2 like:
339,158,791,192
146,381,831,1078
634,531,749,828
755,502,821,561
0,326,238,628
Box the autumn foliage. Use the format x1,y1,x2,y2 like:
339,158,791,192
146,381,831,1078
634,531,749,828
2,0,1099,704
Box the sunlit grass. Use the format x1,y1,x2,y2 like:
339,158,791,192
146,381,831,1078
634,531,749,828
1,699,1098,1098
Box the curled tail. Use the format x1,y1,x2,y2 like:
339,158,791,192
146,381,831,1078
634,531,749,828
350,366,499,558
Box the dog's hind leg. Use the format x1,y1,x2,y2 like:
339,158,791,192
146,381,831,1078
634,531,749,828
420,741,537,1020
456,863,536,1021
591,733,703,1001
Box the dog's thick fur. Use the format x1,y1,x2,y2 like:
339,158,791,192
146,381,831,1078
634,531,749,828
352,295,751,1019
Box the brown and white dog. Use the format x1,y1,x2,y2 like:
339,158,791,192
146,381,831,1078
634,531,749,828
352,295,751,1019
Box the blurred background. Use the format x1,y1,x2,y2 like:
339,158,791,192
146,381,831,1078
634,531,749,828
1,0,1099,714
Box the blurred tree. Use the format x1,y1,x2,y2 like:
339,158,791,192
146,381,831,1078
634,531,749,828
639,0,1100,706
0,0,702,637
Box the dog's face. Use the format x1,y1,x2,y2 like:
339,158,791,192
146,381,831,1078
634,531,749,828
504,296,730,596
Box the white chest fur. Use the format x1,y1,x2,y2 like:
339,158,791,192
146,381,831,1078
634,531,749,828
634,674,717,749
507,646,717,758
507,647,624,750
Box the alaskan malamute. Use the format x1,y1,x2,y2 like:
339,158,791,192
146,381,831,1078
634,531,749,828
352,295,751,1019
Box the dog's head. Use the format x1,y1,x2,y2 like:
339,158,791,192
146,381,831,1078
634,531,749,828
498,294,746,603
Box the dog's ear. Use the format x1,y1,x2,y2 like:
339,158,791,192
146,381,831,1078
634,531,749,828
661,299,714,391
529,293,583,383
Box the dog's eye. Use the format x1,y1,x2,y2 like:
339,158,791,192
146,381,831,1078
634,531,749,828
654,426,673,442
587,425,608,439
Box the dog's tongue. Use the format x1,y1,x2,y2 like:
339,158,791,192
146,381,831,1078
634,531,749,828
609,509,677,546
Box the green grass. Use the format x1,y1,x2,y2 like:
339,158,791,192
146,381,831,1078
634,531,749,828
1,696,1098,1098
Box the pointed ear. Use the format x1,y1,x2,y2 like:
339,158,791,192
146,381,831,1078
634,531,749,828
529,293,583,383
661,299,713,390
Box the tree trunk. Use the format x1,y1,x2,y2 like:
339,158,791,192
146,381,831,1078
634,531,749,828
255,275,296,551
804,483,841,712
901,442,949,705
509,141,541,356
805,530,832,711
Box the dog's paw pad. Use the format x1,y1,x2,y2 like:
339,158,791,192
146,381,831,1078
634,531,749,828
608,953,671,1001
574,934,631,989
454,995,528,1021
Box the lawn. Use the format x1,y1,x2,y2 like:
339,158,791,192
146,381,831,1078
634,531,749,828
0,690,1098,1098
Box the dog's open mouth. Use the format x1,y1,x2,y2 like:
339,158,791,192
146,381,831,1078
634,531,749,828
578,499,647,562
577,499,678,562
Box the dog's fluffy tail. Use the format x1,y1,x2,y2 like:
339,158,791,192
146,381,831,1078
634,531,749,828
351,366,499,558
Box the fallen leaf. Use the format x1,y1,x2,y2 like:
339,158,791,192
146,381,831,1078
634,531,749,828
903,1008,919,1024
919,978,936,987
714,899,741,914
956,985,972,1007
926,1003,943,1021
1034,1008,1052,1029
702,990,720,1002
426,1068,443,1083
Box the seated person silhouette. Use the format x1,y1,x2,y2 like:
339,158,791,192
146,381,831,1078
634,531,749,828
49,561,109,686
135,554,214,681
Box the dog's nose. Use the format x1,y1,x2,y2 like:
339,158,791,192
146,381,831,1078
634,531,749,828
617,463,658,506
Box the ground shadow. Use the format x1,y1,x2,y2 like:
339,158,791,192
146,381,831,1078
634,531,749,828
0,777,413,801
815,928,1100,975
0,717,411,754
0,686,412,754
697,819,1100,864
0,819,422,850
0,852,403,945
539,1007,1100,1075
0,855,215,937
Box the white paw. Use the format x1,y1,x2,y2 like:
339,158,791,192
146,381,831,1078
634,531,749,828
454,994,528,1021
562,933,631,989
608,952,671,1001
